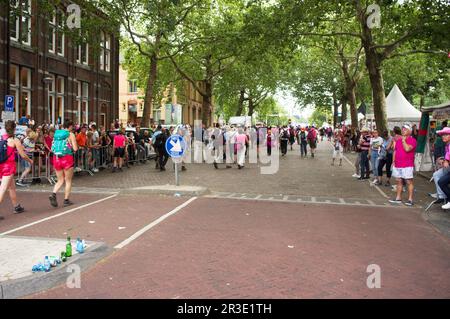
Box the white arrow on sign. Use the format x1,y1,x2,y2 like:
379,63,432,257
170,138,182,153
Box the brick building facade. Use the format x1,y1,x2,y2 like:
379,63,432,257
0,0,119,128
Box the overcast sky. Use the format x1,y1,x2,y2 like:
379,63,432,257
274,91,314,122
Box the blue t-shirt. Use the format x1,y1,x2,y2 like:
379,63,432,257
18,117,29,125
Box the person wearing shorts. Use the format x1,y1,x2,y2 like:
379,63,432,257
49,120,78,208
0,121,33,220
389,124,417,206
113,127,126,172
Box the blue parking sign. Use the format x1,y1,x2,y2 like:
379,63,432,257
4,95,14,112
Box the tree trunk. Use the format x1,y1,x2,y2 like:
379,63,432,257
235,89,245,116
340,56,358,129
355,0,387,133
142,34,160,127
247,97,254,117
366,58,387,133
333,91,339,128
347,85,358,129
202,80,213,126
341,95,347,123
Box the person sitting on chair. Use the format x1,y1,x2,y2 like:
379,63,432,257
431,127,450,208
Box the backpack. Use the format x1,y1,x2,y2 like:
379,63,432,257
52,130,72,156
0,136,13,164
154,132,166,150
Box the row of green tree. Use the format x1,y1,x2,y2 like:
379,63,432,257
63,0,448,130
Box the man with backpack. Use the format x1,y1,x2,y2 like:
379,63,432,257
154,127,169,171
307,126,317,158
280,126,289,156
289,125,296,151
300,128,308,158
49,120,79,208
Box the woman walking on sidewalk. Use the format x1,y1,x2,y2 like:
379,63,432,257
49,120,79,208
236,127,248,169
0,121,33,220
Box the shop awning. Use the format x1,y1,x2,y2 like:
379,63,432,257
421,101,450,119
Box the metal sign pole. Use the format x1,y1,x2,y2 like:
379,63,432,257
175,161,179,186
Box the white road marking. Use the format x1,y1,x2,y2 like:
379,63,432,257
0,194,118,236
114,197,197,249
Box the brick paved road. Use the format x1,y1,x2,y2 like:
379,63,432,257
29,197,450,298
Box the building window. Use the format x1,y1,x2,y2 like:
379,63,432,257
76,43,89,65
100,32,111,72
10,0,31,46
48,75,65,124
128,80,137,93
75,81,89,124
10,64,31,121
48,10,65,56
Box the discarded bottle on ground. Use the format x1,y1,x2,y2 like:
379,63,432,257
44,256,51,272
66,236,72,257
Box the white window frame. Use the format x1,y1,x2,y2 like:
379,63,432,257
9,0,19,42
20,0,32,46
76,43,89,65
128,80,137,93
75,80,89,124
48,75,65,125
10,65,31,121
56,10,64,56
99,32,111,72
10,0,31,45
48,14,56,53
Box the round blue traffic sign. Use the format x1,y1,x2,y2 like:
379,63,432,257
165,134,186,158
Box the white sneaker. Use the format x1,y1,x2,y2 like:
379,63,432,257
352,174,360,178
92,168,99,173
74,167,82,173
441,202,450,210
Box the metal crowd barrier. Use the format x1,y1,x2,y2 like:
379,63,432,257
12,141,159,186
15,151,56,185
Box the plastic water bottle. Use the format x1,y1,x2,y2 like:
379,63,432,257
44,256,51,272
76,238,84,253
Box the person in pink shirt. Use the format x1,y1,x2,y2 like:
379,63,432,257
235,127,248,169
113,127,127,172
389,124,417,206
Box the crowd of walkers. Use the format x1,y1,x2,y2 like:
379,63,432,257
1,114,449,219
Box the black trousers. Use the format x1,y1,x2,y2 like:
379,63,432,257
377,153,393,178
158,149,169,169
281,140,288,155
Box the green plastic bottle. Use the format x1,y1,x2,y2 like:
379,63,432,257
66,236,72,257
61,251,67,262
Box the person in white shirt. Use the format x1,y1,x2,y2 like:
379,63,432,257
369,129,384,184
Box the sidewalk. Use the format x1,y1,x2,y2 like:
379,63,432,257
343,149,450,238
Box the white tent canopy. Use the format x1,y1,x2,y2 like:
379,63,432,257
386,84,421,121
